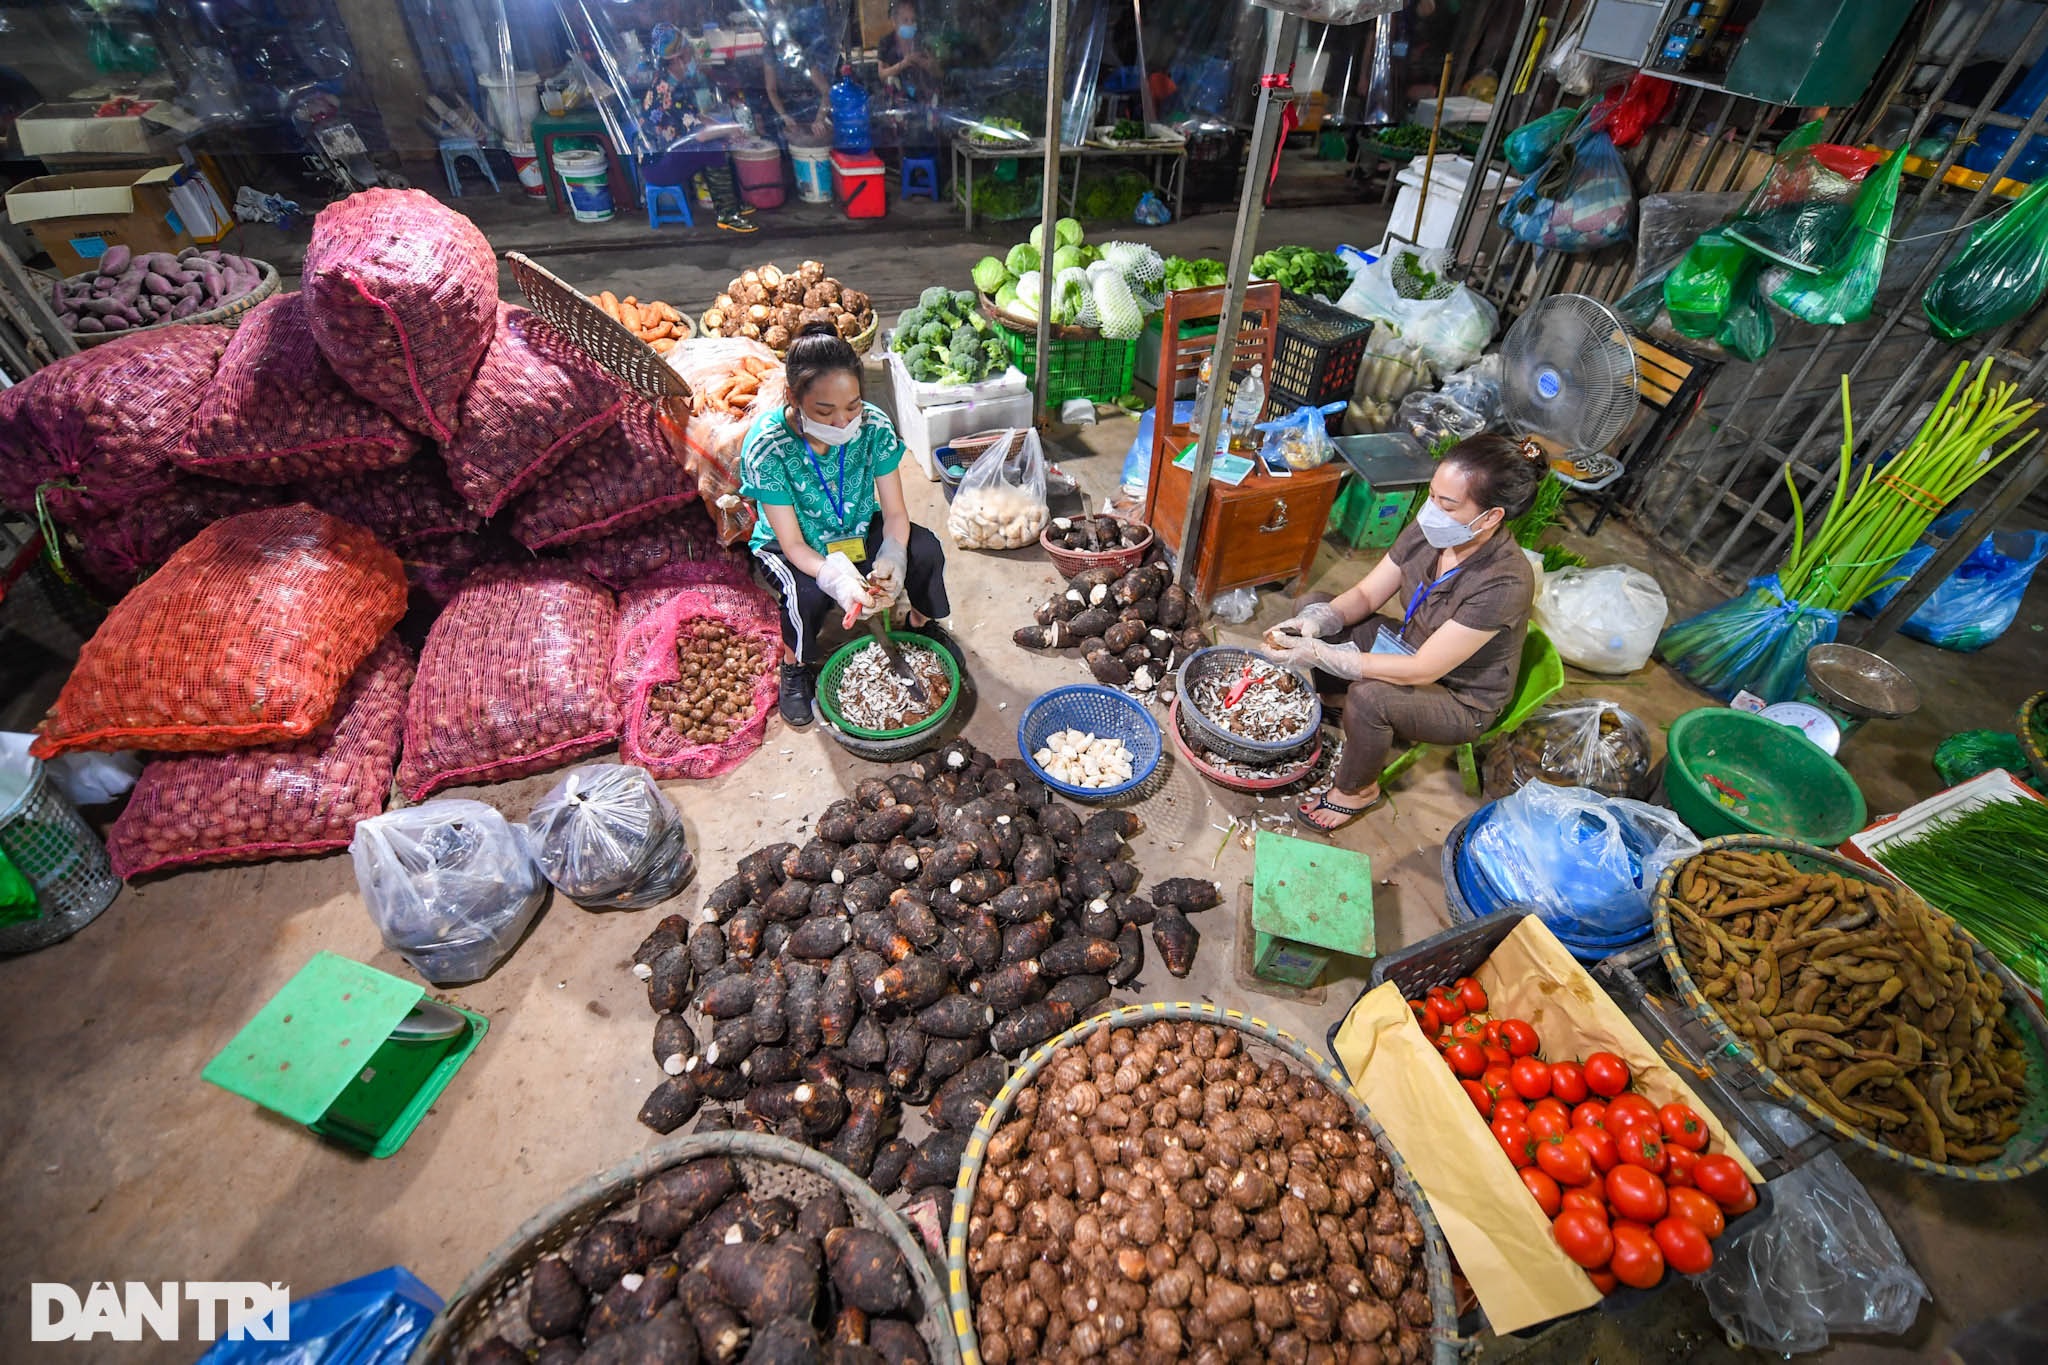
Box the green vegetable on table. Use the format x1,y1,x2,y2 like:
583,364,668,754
1110,118,1146,142
1880,795,2048,992
1251,245,1350,301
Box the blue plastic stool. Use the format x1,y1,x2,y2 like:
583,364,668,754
900,155,939,201
439,138,498,197
645,182,694,228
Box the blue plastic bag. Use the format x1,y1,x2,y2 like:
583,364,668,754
1497,130,1633,252
196,1267,441,1365
1854,509,2048,652
1463,782,1699,942
1657,574,1842,705
1123,400,1214,494
1254,401,1345,471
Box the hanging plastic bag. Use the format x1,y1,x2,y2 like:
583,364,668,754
1534,564,1669,673
1497,130,1634,253
1480,700,1656,799
1698,1150,1927,1355
1464,782,1700,941
1255,402,1344,470
947,428,1049,550
1923,177,2048,339
1656,574,1842,705
1854,511,2048,652
523,764,695,909
1504,104,1583,175
1585,72,1675,150
1724,122,1886,273
1337,247,1499,376
1767,149,1906,327
195,1266,442,1365
351,800,548,985
1544,9,1632,96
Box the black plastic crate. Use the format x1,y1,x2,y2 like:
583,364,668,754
1269,291,1374,418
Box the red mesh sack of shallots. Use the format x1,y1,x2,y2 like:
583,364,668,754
296,456,481,550
32,504,407,758
0,325,226,523
565,498,748,591
180,292,421,483
301,188,497,442
62,479,279,597
508,401,697,550
443,304,627,516
396,563,621,800
107,634,413,877
618,581,781,780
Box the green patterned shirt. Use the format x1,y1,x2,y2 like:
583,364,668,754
741,402,904,554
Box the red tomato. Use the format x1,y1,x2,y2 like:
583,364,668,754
1608,1223,1665,1290
1528,1098,1572,1133
1619,1128,1667,1175
1535,1133,1594,1187
1605,1164,1668,1224
1482,1043,1513,1069
1659,1102,1710,1152
1460,1078,1493,1118
1500,1018,1541,1058
1550,1210,1613,1270
1481,1065,1514,1099
1492,1117,1536,1169
1604,1093,1659,1132
1549,1059,1587,1104
1667,1187,1726,1239
1429,986,1467,1025
1484,1019,1506,1046
1654,1215,1714,1276
1432,1031,1456,1054
1445,1040,1486,1080
1455,1015,1489,1041
1457,977,1488,1014
1583,1051,1631,1098
1560,1188,1609,1222
1410,999,1440,1034
1573,1122,1619,1175
1571,1100,1608,1130
1520,1167,1563,1217
1493,1095,1528,1124
1526,1106,1570,1142
1587,1269,1619,1295
1664,1145,1698,1188
1693,1155,1756,1214
1509,1057,1553,1101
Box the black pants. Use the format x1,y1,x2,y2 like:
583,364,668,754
754,519,950,665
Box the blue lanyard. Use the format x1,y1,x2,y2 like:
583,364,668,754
1400,565,1462,636
792,418,851,526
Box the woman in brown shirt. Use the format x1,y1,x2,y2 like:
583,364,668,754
1266,435,1543,832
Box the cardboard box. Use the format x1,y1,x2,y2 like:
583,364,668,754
14,101,167,157
5,166,232,277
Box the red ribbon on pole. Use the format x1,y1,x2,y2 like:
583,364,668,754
1261,71,1300,204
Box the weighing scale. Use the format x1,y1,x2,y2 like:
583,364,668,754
203,951,487,1158
1249,831,1376,988
1331,432,1438,552
1801,643,1921,744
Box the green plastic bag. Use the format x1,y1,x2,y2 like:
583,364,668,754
1663,228,1752,338
1768,149,1906,327
0,847,36,926
1931,729,2030,787
1622,259,1774,362
1923,177,2048,340
1504,105,1583,175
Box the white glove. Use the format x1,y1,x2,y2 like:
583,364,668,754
1266,634,1369,682
867,538,907,614
816,551,872,618
1268,601,1346,643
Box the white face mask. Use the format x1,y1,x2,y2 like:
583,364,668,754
1416,498,1491,549
799,410,863,447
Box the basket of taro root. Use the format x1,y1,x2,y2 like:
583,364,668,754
1176,647,1323,767
950,1002,1458,1365
1039,512,1153,579
417,1131,961,1364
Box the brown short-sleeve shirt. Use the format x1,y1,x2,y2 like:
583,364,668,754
1373,522,1536,718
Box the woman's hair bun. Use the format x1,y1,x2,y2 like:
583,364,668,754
795,321,839,340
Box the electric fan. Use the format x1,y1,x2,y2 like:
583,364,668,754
1498,294,1639,492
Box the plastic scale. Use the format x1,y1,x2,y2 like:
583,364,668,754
1250,831,1376,987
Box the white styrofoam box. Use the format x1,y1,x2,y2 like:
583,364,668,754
1380,155,1519,256
1845,768,2046,877
885,353,1033,479
1412,96,1494,126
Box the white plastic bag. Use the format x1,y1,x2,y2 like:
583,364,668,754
351,799,547,984
947,428,1049,550
0,733,139,806
1534,564,1669,673
1338,247,1499,377
522,763,694,909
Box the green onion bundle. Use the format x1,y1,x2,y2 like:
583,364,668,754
1880,796,2048,993
1781,357,2041,611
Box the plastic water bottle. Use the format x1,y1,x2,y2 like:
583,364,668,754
1228,363,1266,453
830,69,871,153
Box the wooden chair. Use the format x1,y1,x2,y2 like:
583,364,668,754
1577,332,1719,534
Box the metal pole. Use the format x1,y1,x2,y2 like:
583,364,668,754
1176,10,1300,593
1033,0,1069,419
1133,0,1157,126
1446,0,1543,255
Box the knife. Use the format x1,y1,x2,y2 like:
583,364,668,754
843,603,929,705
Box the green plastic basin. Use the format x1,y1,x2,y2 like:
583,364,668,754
1665,706,1867,846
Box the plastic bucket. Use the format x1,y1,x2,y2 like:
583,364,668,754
553,146,614,222
790,143,832,203
732,140,786,209
478,69,541,143
505,140,546,198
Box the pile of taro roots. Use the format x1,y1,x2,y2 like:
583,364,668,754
629,738,1222,1199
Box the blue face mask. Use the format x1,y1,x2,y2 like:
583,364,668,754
897,22,917,39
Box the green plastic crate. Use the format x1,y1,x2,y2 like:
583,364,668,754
998,329,1138,406
1330,479,1419,549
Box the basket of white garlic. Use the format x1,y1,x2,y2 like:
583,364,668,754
945,429,1051,551
1017,685,1162,802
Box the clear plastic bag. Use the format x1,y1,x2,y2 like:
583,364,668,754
1255,402,1344,470
947,428,1049,550
1465,782,1700,939
1480,700,1656,799
1534,564,1669,674
1337,248,1498,377
1497,130,1634,253
1699,1150,1928,1355
1438,355,1503,429
1353,326,1433,404
522,764,694,910
351,799,547,985
1396,390,1487,450
0,734,139,806
1657,574,1841,705
1212,587,1257,624
1924,176,2048,340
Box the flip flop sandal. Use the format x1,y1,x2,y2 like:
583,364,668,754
1292,788,1386,834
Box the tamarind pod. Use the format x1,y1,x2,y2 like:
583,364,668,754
1892,1075,1947,1164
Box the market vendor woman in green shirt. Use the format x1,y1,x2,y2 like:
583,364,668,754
743,324,954,726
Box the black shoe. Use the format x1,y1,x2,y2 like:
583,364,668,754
904,621,966,674
779,663,815,727
717,212,759,233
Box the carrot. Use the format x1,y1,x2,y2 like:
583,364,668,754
598,290,619,315
652,338,677,354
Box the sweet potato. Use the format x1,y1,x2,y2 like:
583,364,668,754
567,1220,648,1292
527,1256,589,1340
677,1271,747,1362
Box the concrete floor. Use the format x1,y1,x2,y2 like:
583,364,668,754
4,195,2047,1361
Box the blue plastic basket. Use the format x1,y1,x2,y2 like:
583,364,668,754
1017,685,1163,802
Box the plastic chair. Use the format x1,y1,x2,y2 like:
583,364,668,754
645,182,694,228
900,154,939,201
439,138,498,196
1378,626,1565,796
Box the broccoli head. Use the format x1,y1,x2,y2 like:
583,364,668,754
982,338,1008,370
916,321,952,349
892,307,926,350
947,327,985,373
918,285,952,312
904,342,941,382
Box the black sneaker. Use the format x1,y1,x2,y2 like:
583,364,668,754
717,212,759,233
904,621,966,674
779,663,815,727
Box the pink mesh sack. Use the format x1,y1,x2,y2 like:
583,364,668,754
618,581,780,780
107,634,413,877
564,499,748,591
397,563,621,800
507,401,698,550
0,325,226,523
301,188,497,442
298,456,481,550
443,304,627,516
181,292,420,483
63,480,279,598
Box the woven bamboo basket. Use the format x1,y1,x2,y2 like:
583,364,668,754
65,259,279,347
1038,515,1152,579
